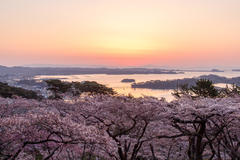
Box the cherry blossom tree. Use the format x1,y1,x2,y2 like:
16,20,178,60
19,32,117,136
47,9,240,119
0,95,239,160
0,97,114,160
160,96,240,160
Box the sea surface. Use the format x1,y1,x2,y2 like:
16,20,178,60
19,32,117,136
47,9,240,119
35,71,240,101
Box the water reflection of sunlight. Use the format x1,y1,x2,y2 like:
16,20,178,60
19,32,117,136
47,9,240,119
35,71,240,102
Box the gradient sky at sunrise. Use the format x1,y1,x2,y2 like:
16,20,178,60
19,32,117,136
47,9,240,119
0,0,240,67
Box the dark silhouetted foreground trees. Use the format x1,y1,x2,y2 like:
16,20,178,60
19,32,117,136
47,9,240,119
45,79,115,99
173,79,219,98
0,82,40,99
191,79,218,97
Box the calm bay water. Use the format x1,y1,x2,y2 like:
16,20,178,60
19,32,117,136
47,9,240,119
35,71,240,101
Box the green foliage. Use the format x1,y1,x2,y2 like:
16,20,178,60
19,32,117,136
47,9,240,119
173,79,219,98
45,79,72,99
45,79,115,99
72,81,115,95
0,82,40,99
191,79,218,98
172,84,191,98
219,84,240,97
35,150,43,160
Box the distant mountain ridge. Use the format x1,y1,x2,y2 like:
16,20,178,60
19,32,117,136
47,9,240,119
0,65,179,76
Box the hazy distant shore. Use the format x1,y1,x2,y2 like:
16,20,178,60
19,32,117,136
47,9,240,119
0,65,181,76
132,74,240,90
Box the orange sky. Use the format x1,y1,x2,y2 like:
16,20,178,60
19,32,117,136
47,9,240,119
0,0,240,67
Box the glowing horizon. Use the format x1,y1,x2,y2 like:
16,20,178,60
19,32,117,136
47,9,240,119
0,0,240,67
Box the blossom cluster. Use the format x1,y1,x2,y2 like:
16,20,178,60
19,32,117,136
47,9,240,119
0,95,239,160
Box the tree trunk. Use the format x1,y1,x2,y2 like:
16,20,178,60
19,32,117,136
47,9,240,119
188,122,206,160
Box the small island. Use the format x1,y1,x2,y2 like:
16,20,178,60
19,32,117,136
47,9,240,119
233,69,240,72
211,69,224,72
121,79,135,83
